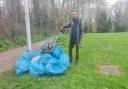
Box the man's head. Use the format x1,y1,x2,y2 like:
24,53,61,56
71,11,80,20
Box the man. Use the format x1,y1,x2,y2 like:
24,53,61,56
61,11,83,64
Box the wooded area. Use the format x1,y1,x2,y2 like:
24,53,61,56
0,0,128,39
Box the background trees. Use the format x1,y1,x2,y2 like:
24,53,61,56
0,0,128,39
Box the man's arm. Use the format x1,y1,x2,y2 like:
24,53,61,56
63,22,72,28
61,22,72,33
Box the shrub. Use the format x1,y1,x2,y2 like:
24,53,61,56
14,36,26,46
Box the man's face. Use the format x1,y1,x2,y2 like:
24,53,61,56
71,12,78,20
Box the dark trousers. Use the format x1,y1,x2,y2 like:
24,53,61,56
69,36,80,64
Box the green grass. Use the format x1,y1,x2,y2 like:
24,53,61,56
0,32,128,89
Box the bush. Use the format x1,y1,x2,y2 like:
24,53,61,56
32,34,44,42
0,33,53,52
14,36,26,46
0,38,14,51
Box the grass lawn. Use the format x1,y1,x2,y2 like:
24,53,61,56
0,32,128,89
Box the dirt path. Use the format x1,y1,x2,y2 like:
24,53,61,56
0,38,53,73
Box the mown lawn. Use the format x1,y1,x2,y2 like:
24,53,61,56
0,32,128,89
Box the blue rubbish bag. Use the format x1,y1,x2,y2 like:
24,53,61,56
16,51,33,74
20,51,31,60
29,54,53,76
29,56,45,76
27,50,41,59
45,58,65,74
21,50,41,60
16,46,70,76
59,53,70,69
15,58,30,74
51,46,63,59
16,51,41,74
40,53,53,65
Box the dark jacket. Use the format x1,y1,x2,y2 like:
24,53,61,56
63,18,83,41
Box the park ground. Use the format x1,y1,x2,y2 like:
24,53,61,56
0,32,128,89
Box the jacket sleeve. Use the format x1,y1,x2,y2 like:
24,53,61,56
79,19,84,39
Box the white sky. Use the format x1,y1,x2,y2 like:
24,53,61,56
0,0,4,7
107,0,118,5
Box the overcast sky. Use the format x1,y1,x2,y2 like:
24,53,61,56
107,0,118,5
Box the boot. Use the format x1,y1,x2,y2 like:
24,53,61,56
69,48,72,63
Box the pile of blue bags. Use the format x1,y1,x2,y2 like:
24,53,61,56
15,46,70,76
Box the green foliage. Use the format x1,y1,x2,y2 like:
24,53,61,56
32,34,44,42
14,36,27,46
32,33,52,42
44,32,52,38
0,38,15,51
1,32,128,89
0,33,52,52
